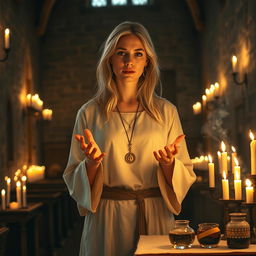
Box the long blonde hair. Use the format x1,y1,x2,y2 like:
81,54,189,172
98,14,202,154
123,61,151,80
94,21,163,123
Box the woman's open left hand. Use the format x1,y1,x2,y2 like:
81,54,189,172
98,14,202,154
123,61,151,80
75,129,106,167
153,134,185,166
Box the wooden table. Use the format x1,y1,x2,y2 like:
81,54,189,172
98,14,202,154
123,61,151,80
0,203,43,256
135,235,256,256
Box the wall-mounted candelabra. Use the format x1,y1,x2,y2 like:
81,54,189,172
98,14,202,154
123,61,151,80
0,28,11,62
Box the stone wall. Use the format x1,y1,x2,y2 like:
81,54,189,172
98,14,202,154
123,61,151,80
0,1,40,187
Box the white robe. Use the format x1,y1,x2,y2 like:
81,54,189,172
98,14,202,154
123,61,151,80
63,98,196,256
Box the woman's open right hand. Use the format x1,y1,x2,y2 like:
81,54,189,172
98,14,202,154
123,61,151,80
75,129,106,167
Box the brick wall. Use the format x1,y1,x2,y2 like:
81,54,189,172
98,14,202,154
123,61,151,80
41,0,202,172
0,1,40,187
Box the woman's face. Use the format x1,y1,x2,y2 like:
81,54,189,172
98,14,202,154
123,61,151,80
110,34,148,84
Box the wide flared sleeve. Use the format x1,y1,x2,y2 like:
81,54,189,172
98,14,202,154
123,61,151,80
63,107,104,216
157,104,196,215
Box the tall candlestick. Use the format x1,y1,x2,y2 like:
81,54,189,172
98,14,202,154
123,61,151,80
202,95,207,109
208,155,215,188
22,186,27,208
234,158,241,180
217,151,222,173
222,172,229,200
1,189,6,210
249,130,256,175
231,146,237,174
16,181,21,208
21,176,27,187
245,179,254,203
221,141,228,175
214,82,220,97
234,180,242,200
6,178,11,207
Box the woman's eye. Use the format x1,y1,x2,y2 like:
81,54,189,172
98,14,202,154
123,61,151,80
116,51,126,56
135,52,143,57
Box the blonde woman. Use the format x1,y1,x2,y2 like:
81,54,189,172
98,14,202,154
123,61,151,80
63,21,196,256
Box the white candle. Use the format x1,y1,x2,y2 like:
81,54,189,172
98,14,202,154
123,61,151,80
21,176,27,187
221,141,228,175
217,151,222,173
232,55,237,72
6,178,11,207
245,179,254,203
22,186,27,208
208,155,215,188
234,158,241,180
4,28,10,49
249,130,256,175
234,180,242,200
16,181,22,208
231,146,237,174
1,189,6,210
202,95,207,109
222,172,229,200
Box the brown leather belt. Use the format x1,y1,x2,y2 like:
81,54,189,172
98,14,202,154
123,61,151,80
101,186,162,235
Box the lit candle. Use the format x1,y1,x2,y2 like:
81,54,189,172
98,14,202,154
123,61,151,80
249,130,256,175
221,141,228,176
214,82,220,97
4,28,10,49
9,201,19,210
42,109,53,120
22,186,27,208
222,172,229,200
210,84,215,100
1,189,6,210
21,176,27,187
192,102,202,115
6,178,11,207
16,181,21,208
208,155,215,188
245,179,254,203
234,170,241,200
234,158,241,180
217,151,222,173
231,146,237,174
202,95,207,109
232,55,237,72
26,94,32,107
205,88,211,101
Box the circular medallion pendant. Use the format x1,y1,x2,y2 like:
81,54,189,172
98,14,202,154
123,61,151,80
125,152,136,164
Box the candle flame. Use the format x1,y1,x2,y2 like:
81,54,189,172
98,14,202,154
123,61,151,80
23,185,26,191
16,181,21,187
232,55,237,64
7,178,11,184
21,176,27,182
5,28,10,36
205,88,210,96
221,141,226,152
214,82,219,89
223,171,227,179
234,157,239,166
246,179,252,187
4,176,8,181
1,189,5,196
208,155,212,163
249,130,255,141
202,95,207,101
231,146,236,152
217,151,221,157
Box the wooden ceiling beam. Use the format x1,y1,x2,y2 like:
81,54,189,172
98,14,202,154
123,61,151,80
37,0,57,37
186,0,204,32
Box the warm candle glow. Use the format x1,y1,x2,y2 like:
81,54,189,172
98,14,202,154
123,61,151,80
1,189,6,210
249,130,255,140
4,28,10,49
232,55,237,72
222,171,229,200
1,189,5,196
249,130,256,175
223,171,226,180
245,179,254,203
221,141,226,152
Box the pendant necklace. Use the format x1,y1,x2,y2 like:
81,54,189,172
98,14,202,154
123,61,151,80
116,102,140,164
